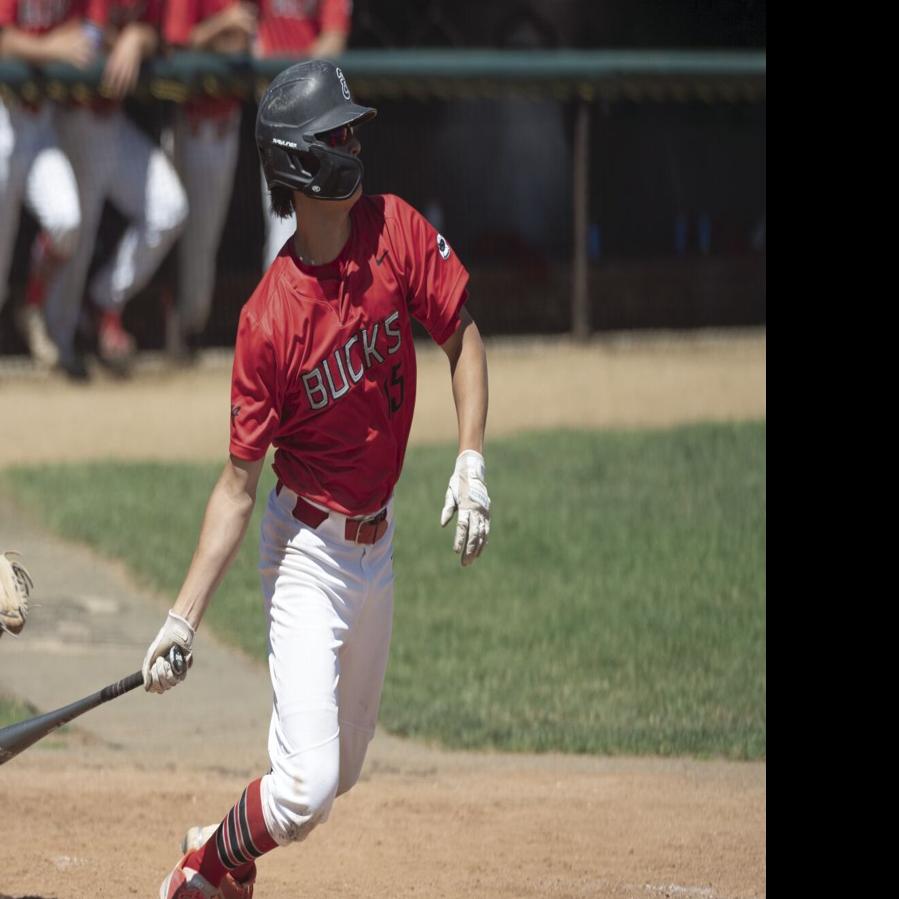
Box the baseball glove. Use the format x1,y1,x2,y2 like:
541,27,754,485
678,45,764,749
0,551,33,638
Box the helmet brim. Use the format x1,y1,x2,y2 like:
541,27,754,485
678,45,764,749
307,104,377,140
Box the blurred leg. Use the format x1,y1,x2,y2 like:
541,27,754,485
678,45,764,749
91,117,187,312
0,101,35,316
44,107,118,365
174,109,241,340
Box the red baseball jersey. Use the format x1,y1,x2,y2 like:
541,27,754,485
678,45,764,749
0,0,87,33
230,193,468,516
255,0,350,58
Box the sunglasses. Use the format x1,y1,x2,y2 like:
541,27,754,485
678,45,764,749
318,124,355,148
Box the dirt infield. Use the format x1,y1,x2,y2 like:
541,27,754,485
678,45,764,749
0,330,765,468
0,330,766,899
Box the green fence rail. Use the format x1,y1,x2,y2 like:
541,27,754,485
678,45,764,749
0,49,766,105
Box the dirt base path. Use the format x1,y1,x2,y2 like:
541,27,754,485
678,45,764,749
1,330,765,468
0,331,766,899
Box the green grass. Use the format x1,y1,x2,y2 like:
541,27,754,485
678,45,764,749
0,423,766,759
0,693,35,728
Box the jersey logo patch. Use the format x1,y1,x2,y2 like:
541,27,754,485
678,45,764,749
436,233,451,260
375,250,389,266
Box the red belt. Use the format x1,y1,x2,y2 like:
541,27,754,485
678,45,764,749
276,482,389,545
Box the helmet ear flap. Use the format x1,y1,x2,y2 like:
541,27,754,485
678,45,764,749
261,145,320,192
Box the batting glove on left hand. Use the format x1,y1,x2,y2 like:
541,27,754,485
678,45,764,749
440,450,491,566
142,611,194,694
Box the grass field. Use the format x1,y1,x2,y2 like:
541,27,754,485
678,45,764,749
0,423,765,759
0,693,35,728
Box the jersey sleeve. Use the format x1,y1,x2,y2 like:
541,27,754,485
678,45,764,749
320,0,351,33
394,199,469,346
229,306,282,461
0,0,16,27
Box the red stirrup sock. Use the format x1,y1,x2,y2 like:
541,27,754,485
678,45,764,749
25,231,64,307
184,778,279,887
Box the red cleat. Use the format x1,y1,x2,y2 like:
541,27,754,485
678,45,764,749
221,865,255,899
98,312,136,365
179,825,256,898
159,853,220,899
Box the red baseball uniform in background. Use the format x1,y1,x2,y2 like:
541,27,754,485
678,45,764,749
163,0,242,122
230,193,468,516
255,0,350,57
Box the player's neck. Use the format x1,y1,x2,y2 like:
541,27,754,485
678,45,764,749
292,196,356,267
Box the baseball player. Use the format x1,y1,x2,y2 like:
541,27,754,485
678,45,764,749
0,0,87,369
142,60,490,899
43,0,187,374
254,0,352,270
163,0,256,359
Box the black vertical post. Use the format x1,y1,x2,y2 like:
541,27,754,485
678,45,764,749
572,94,590,340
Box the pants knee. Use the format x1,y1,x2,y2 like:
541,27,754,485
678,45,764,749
262,743,340,845
146,182,189,247
336,721,375,798
46,216,80,260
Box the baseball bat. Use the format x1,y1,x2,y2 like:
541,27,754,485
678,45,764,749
0,646,185,766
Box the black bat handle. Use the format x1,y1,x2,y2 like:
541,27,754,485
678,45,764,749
99,646,187,702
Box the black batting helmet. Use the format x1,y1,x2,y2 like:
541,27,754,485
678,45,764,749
256,60,377,201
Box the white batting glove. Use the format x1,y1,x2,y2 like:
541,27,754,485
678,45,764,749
142,611,195,694
440,450,491,566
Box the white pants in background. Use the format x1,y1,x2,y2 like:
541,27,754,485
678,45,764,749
258,484,395,846
261,164,297,269
0,100,81,314
45,106,188,359
173,108,241,337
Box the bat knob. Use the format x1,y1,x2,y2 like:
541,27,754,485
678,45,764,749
168,645,187,676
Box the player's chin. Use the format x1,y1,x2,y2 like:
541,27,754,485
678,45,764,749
327,183,363,208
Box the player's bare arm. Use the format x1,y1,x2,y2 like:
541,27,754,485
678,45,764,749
440,308,491,565
0,21,95,67
309,29,347,58
188,2,257,53
142,455,264,693
101,21,157,100
442,307,488,455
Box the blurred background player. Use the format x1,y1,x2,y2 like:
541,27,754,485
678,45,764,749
254,0,351,269
163,0,256,361
0,0,86,369
44,0,187,377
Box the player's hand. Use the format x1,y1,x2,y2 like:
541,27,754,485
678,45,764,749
440,450,490,566
43,23,97,69
101,27,143,99
220,2,258,36
142,611,195,694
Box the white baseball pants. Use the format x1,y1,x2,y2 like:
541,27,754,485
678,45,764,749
173,108,241,336
261,164,297,269
258,485,395,846
45,106,187,357
0,100,81,313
